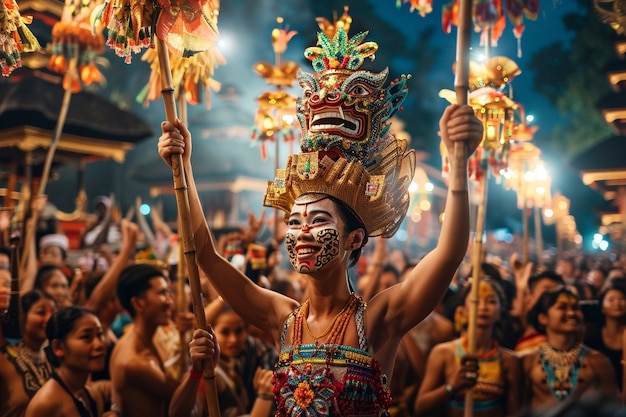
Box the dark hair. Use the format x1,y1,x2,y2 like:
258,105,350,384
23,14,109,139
21,289,55,315
382,263,400,280
597,282,626,317
466,262,503,282
34,264,66,290
527,286,579,335
116,264,166,317
328,196,367,268
528,270,565,294
44,306,96,367
458,278,507,341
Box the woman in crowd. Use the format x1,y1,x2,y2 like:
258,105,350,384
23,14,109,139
522,286,618,410
34,264,70,307
414,278,522,417
25,306,113,417
0,289,55,417
200,300,276,417
584,281,626,392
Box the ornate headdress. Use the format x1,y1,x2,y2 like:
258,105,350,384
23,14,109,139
263,24,416,238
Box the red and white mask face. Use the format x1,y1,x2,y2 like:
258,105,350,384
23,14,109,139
285,198,344,274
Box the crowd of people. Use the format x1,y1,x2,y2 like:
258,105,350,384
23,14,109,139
1,192,626,417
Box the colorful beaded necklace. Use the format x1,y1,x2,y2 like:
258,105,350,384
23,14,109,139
294,294,360,346
538,342,587,402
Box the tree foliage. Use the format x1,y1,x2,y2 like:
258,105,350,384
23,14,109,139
528,0,615,161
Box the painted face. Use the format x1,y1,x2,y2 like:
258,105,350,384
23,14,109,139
543,293,582,333
476,281,501,326
0,269,10,311
42,270,69,307
25,297,56,343
462,281,501,328
56,314,106,373
213,311,247,359
286,198,343,274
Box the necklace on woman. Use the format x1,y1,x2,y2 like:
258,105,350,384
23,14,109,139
538,342,587,402
9,341,49,396
298,293,359,345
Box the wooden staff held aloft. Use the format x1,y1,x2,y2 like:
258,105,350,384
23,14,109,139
156,37,221,417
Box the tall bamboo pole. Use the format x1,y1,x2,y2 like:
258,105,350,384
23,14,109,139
156,38,221,417
176,92,190,375
464,172,487,417
522,170,529,264
20,48,79,272
535,206,543,268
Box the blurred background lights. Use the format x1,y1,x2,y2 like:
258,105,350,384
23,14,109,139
140,204,151,216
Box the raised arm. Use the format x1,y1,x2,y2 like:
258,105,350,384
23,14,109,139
367,104,483,341
85,219,138,313
158,120,298,342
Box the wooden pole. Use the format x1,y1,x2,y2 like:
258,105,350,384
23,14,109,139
522,179,529,265
452,0,474,414
176,92,190,375
156,37,221,417
535,206,543,268
452,0,472,191
464,172,487,416
20,47,79,272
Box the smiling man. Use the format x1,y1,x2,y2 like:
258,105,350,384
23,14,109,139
109,264,180,417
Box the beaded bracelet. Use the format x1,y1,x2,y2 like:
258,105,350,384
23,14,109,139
257,393,273,401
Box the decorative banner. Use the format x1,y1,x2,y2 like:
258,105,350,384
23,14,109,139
48,0,106,92
137,46,225,108
397,0,540,56
0,0,40,76
251,17,299,160
92,0,220,62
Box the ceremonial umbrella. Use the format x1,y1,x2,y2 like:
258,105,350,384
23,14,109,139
93,0,221,413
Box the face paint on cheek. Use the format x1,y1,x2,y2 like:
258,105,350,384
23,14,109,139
312,228,340,271
285,233,299,271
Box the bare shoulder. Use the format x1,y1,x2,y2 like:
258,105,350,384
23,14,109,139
429,340,456,357
584,346,612,367
26,381,69,416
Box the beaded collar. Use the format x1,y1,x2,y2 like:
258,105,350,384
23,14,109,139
538,342,587,402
